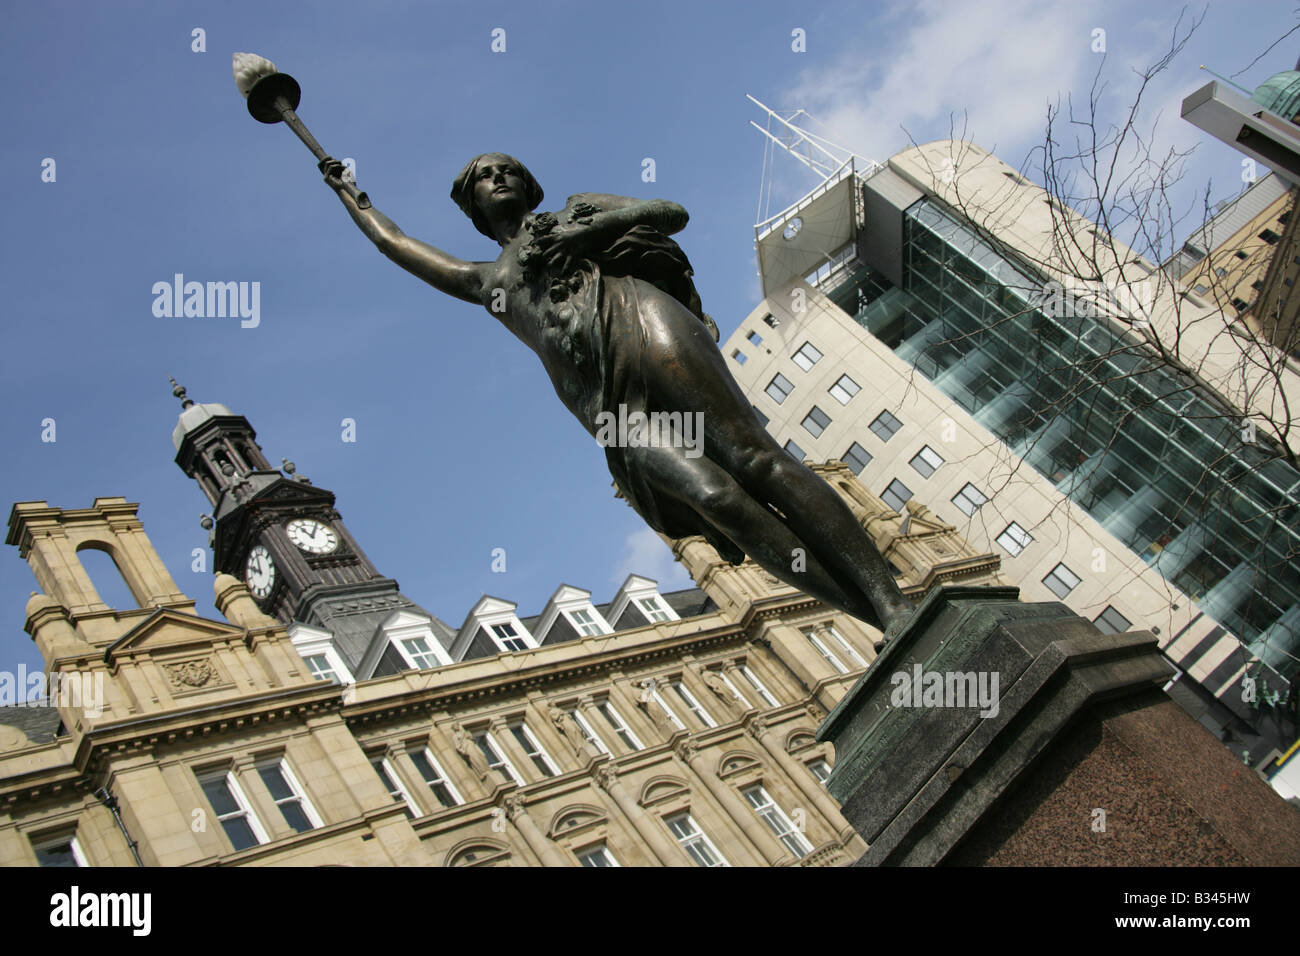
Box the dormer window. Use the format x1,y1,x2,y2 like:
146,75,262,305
491,621,529,651
568,607,605,636
289,622,355,685
637,595,673,622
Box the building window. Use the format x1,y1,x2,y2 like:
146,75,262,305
802,406,832,438
409,748,463,808
474,732,524,785
803,627,848,674
747,330,763,347
665,813,729,867
808,759,832,784
567,607,606,637
792,341,824,371
842,441,873,475
766,373,795,404
649,684,687,730
784,439,807,462
577,844,620,867
304,654,340,683
869,410,903,442
742,785,813,858
730,349,748,365
510,722,560,777
1093,606,1133,635
1234,250,1249,260
1259,229,1280,244
909,445,944,478
1192,283,1208,295
490,622,529,652
741,665,778,707
256,759,322,834
568,708,609,755
197,769,268,851
881,478,912,513
370,754,421,817
1042,562,1081,599
31,832,86,867
825,623,868,669
829,373,861,405
402,636,442,669
1252,280,1265,291
752,405,769,428
996,522,1032,557
762,313,779,328
1231,297,1250,313
952,482,987,516
671,680,716,728
596,700,643,750
1213,266,1228,279
637,595,673,622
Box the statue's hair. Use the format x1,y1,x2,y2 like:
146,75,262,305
450,153,544,241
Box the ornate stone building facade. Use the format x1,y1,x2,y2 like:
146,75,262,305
0,395,1005,867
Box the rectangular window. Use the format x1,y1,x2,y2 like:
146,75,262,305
741,665,778,706
765,373,795,404
637,595,673,622
402,636,442,669
569,709,610,755
1231,298,1251,313
568,607,605,637
996,522,1032,557
751,405,769,428
909,445,944,478
747,330,763,347
1192,284,1208,295
304,654,339,683
1042,563,1081,599
1234,250,1249,260
808,759,832,784
665,813,729,867
792,341,824,371
474,732,524,785
742,785,813,858
596,700,643,750
409,748,463,808
370,754,421,817
197,770,268,851
577,844,620,867
256,759,322,834
952,482,987,516
784,439,807,462
32,832,86,867
1093,606,1133,635
803,627,848,674
802,406,831,438
842,441,873,475
762,313,779,328
1259,229,1280,244
825,624,868,669
671,681,716,728
828,374,860,405
730,349,748,366
869,410,903,442
881,478,912,513
510,723,559,777
490,622,529,652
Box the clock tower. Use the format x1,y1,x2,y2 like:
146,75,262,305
169,380,451,670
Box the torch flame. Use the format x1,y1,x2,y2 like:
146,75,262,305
232,52,278,98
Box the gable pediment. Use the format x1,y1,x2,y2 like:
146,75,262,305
105,608,247,664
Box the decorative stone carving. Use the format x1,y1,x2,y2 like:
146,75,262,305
701,669,739,714
162,658,215,689
593,763,618,791
745,714,769,740
674,739,699,764
547,702,589,757
452,723,491,782
501,792,527,821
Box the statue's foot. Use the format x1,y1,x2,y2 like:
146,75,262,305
872,608,915,654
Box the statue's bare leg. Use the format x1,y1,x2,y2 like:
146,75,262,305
627,442,886,630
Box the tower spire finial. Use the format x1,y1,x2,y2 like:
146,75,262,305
170,376,195,410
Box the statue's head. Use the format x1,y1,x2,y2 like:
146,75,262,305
451,152,544,240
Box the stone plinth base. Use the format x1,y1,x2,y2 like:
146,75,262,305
817,586,1300,866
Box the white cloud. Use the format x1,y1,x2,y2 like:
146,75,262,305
613,526,695,591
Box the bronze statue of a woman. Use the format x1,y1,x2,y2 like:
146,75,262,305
319,151,913,639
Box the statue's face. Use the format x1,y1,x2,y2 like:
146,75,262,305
472,158,526,223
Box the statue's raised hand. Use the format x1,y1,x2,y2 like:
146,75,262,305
318,156,348,192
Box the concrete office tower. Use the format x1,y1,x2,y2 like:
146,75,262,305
724,140,1299,767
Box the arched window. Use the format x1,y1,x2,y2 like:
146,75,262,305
76,544,139,610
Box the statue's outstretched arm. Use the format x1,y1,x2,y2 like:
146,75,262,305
322,158,486,305
573,193,689,237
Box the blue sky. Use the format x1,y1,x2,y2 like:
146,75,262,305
1,0,1296,678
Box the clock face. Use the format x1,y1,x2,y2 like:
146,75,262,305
245,546,276,599
286,518,339,554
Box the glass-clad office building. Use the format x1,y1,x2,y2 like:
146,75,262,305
822,197,1300,678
